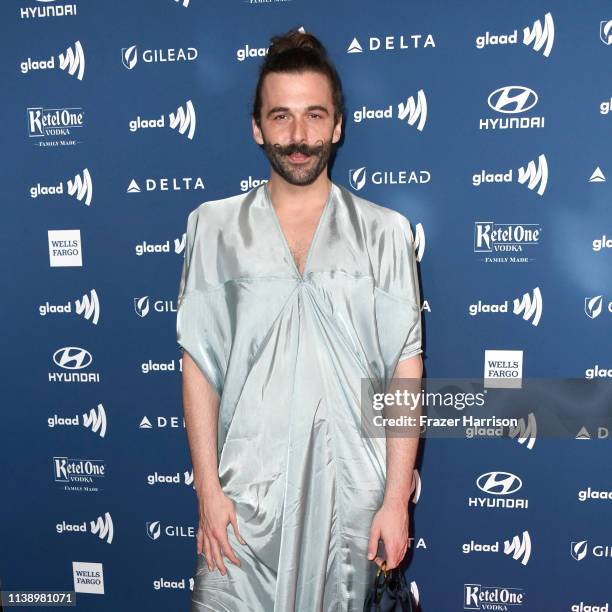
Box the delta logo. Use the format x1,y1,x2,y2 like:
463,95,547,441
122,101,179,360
346,33,435,53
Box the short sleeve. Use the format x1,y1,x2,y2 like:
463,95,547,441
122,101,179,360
176,207,224,398
395,217,423,362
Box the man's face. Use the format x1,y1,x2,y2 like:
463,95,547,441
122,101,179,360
252,70,342,186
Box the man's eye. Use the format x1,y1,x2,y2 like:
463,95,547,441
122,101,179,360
310,113,322,119
273,114,287,120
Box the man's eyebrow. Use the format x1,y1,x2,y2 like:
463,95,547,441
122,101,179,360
266,105,330,117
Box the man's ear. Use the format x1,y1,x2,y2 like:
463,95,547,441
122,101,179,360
252,116,264,146
332,114,343,144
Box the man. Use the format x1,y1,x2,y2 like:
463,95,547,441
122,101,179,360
177,28,423,611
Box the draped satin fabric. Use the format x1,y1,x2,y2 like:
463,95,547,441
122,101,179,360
176,181,422,612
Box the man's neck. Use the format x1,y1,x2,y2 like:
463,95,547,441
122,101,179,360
267,170,332,212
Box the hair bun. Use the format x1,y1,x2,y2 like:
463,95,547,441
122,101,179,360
268,29,326,58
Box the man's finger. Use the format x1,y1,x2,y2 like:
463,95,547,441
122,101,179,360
203,533,213,572
367,526,380,560
229,510,246,545
196,527,204,555
218,528,241,566
210,537,227,575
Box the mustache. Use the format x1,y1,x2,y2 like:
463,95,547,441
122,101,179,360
271,141,326,157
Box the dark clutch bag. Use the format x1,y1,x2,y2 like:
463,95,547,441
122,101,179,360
363,561,414,612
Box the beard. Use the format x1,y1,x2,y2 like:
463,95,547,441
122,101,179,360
261,136,334,186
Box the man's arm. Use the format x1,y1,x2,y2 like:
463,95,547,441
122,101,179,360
182,350,245,575
367,352,423,569
383,353,423,508
182,349,222,499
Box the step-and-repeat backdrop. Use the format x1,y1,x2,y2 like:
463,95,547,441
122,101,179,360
1,1,611,610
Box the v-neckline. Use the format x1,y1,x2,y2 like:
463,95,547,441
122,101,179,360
263,181,334,280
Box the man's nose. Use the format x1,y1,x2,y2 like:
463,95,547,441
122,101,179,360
290,117,307,143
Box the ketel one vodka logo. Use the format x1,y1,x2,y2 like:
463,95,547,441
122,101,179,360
473,222,541,263
463,530,532,565
121,45,198,69
135,233,186,256
49,346,100,383
129,100,196,140
48,403,107,438
469,287,543,326
56,512,114,544
53,457,106,492
134,296,177,317
27,106,84,145
39,289,100,325
464,584,525,609
30,168,93,205
473,154,548,196
480,85,544,130
469,471,528,509
475,12,555,57
146,521,195,540
20,41,85,80
353,90,427,131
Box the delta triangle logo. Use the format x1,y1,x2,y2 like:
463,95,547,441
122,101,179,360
347,37,363,53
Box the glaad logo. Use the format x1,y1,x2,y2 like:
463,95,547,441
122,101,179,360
127,176,205,193
585,295,612,319
49,346,100,383
48,403,107,438
146,469,195,488
174,0,190,6
134,296,177,317
236,28,304,61
20,1,78,20
240,176,267,192
593,235,612,251
600,20,612,45
462,531,531,565
30,168,93,205
39,288,100,325
413,223,425,263
476,12,555,57
469,287,543,326
474,154,549,196
153,577,194,591
129,100,196,140
146,521,195,540
480,86,544,130
469,471,529,509
56,512,114,544
585,365,612,379
348,167,431,191
508,413,537,450
346,34,435,53
135,233,186,256
353,90,427,131
121,45,198,69
571,604,609,612
463,583,525,609
20,41,85,80
141,359,180,374
410,468,421,504
578,487,612,502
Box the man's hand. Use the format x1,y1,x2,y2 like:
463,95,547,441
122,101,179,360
197,487,246,575
366,499,409,570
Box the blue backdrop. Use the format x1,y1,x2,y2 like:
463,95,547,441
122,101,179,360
2,0,611,610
